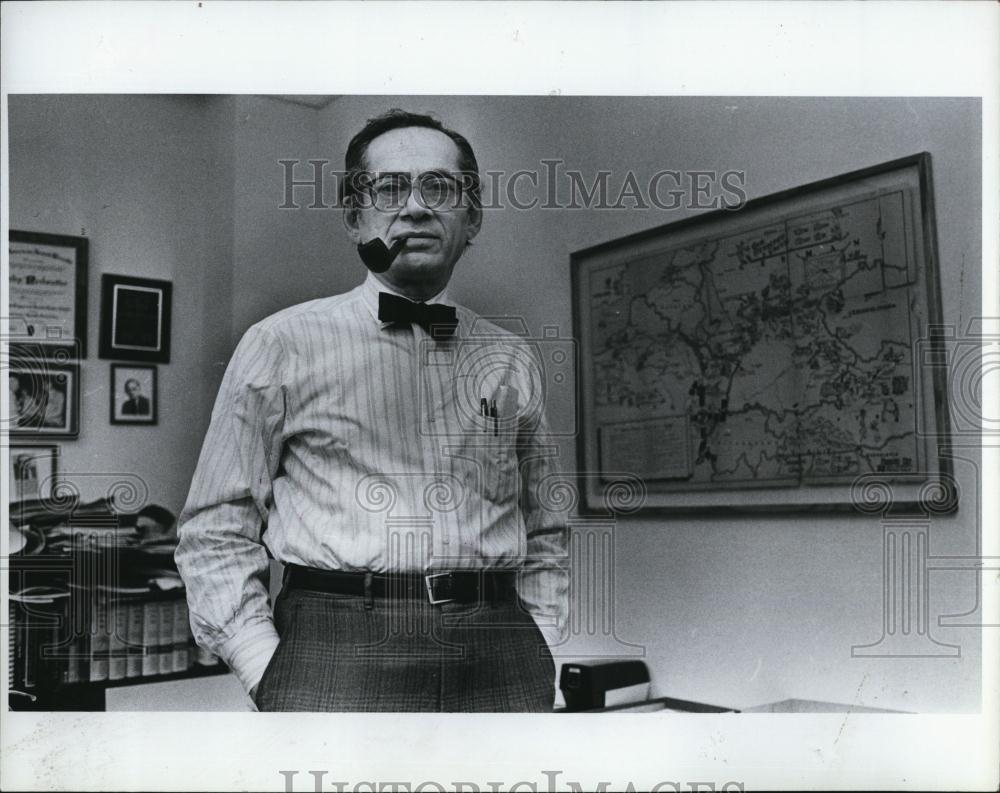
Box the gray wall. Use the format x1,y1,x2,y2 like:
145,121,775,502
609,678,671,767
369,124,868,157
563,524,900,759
9,95,235,513
9,95,983,712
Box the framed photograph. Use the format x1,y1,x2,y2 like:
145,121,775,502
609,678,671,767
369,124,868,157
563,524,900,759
110,364,158,425
571,153,951,513
8,354,80,439
99,274,172,362
8,445,59,502
8,231,89,356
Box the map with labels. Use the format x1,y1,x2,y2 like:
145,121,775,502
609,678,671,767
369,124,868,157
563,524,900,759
588,188,926,489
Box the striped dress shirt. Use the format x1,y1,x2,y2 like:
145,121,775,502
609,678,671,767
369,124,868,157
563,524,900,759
175,272,569,693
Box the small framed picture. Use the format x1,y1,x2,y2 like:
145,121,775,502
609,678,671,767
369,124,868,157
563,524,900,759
99,274,172,362
9,445,59,502
9,355,80,438
110,364,158,425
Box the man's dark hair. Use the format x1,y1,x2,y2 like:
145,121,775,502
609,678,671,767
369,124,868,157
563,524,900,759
341,108,481,208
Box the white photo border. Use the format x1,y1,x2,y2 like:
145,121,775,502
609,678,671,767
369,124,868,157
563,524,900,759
1,3,997,792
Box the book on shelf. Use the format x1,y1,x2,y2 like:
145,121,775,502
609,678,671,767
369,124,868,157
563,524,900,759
125,597,145,678
9,588,71,695
140,598,161,678
65,627,86,685
157,595,174,675
8,602,15,691
172,597,190,673
108,596,130,681
88,589,109,683
9,581,209,700
8,500,220,706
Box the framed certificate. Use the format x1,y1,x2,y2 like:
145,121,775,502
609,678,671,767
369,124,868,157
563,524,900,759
8,231,89,356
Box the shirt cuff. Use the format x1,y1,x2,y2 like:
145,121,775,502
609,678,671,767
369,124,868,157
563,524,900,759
539,624,564,652
217,620,281,695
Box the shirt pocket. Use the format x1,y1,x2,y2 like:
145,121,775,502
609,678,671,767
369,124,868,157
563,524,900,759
467,423,518,504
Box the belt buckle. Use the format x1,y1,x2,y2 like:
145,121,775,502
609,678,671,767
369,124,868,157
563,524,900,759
424,572,455,605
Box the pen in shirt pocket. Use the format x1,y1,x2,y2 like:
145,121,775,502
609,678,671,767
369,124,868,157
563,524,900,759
492,384,519,434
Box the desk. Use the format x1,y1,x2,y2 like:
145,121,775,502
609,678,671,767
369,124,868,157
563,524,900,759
556,696,738,713
742,698,907,713
555,697,907,714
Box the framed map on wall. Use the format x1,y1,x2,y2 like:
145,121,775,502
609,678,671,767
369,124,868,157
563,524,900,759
571,153,953,513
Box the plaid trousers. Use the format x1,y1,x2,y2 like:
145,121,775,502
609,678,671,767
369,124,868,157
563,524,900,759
253,584,557,712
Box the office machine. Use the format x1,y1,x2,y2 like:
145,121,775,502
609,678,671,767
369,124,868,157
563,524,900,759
559,660,650,711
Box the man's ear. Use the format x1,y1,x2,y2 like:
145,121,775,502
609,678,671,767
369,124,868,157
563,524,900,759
342,205,362,244
464,203,483,245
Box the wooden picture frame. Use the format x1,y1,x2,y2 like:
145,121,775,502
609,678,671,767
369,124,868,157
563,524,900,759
8,231,89,357
8,445,60,503
110,364,158,425
571,153,952,513
8,351,80,439
99,274,172,363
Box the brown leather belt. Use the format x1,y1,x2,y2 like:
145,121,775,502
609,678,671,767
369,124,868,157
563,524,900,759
283,564,519,604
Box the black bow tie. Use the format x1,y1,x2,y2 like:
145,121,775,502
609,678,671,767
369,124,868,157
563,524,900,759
378,292,458,339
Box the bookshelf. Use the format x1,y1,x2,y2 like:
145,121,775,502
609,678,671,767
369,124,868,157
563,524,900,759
10,661,230,711
9,513,229,712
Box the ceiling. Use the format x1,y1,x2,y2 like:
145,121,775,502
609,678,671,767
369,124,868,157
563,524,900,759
270,95,341,110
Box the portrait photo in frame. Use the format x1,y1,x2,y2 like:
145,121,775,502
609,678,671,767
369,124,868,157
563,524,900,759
109,364,158,425
99,274,172,363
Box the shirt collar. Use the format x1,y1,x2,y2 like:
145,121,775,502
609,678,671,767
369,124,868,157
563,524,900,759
360,270,453,327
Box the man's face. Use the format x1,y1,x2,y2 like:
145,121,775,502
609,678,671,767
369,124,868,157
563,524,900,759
344,126,481,298
125,380,141,399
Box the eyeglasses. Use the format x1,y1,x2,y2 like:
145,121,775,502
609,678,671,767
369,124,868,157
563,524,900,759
354,170,472,213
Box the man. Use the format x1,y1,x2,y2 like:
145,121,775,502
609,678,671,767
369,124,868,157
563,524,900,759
121,378,150,416
9,374,27,425
10,373,62,429
176,109,568,712
40,375,66,427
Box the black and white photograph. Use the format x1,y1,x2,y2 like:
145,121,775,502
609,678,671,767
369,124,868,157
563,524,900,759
7,359,79,438
8,445,58,503
1,3,997,793
109,364,157,425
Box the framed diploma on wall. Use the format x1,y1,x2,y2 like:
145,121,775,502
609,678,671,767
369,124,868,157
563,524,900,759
8,231,89,356
571,153,953,514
